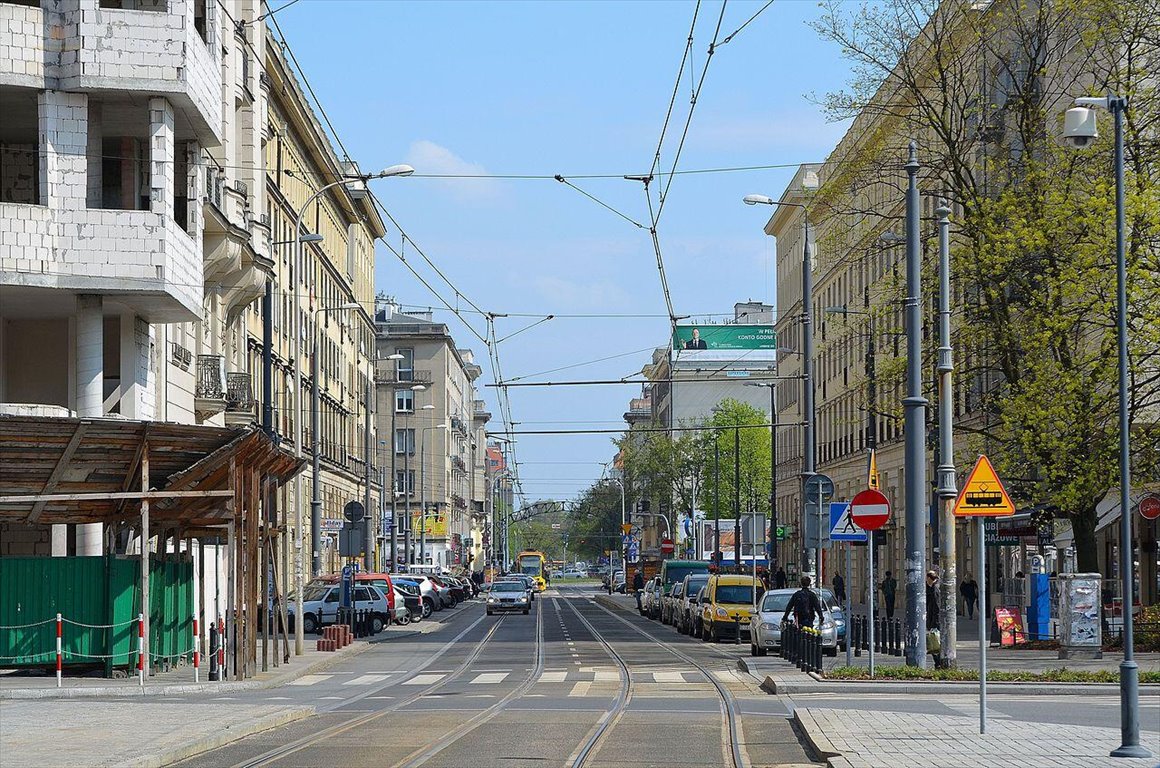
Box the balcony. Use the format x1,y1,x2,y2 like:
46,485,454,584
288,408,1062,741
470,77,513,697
224,371,255,426
450,415,468,436
451,456,467,474
194,354,226,420
375,367,433,385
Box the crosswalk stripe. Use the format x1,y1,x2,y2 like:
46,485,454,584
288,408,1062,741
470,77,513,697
538,671,568,683
470,672,509,684
569,681,592,697
402,673,445,686
345,674,392,686
652,671,686,683
593,670,619,683
288,674,332,686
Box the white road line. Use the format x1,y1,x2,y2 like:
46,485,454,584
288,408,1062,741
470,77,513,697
538,671,568,683
652,671,686,683
288,674,332,686
470,672,509,684
345,674,392,686
569,681,592,697
402,673,446,685
593,669,619,682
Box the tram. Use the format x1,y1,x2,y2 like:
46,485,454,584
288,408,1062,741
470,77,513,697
515,550,547,591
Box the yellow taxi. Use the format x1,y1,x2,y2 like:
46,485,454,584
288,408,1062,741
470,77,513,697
700,574,762,643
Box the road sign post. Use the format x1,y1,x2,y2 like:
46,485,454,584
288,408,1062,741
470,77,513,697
952,454,1015,735
850,489,891,679
805,474,835,580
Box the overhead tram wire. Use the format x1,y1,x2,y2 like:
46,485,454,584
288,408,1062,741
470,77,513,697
553,176,646,230
649,0,701,184
486,375,795,388
716,0,776,47
489,423,801,437
253,0,304,23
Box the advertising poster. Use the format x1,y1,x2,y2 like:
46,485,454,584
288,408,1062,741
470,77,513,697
672,324,777,362
994,607,1026,646
411,508,449,537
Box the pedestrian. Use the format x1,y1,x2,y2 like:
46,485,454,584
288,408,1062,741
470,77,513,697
833,572,846,605
960,573,979,619
782,576,825,629
632,569,645,611
926,570,942,667
881,571,897,619
774,567,787,590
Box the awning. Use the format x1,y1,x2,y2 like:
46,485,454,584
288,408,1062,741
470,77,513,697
0,414,303,527
1052,485,1160,548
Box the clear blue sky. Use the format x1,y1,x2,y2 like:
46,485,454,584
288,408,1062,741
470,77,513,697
276,0,854,505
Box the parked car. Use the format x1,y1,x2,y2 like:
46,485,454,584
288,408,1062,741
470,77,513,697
817,588,847,651
749,588,839,657
424,575,457,608
612,571,626,593
661,581,685,625
658,559,711,601
486,580,532,615
560,569,586,579
393,583,423,624
288,583,390,634
675,573,711,635
316,572,396,615
392,574,440,618
642,578,663,618
700,574,762,643
689,586,709,638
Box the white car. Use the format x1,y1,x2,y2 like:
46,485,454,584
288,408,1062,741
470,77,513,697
560,569,586,579
749,588,839,657
487,581,532,615
288,583,390,634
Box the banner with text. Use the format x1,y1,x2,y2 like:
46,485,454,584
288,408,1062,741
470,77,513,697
673,324,777,362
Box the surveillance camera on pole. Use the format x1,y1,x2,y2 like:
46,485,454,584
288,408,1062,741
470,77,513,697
1062,106,1098,149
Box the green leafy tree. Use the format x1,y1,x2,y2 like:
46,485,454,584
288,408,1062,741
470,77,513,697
566,481,626,562
698,399,772,521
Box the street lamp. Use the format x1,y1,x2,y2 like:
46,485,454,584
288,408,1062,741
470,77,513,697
311,302,361,577
291,164,412,649
418,420,448,567
1066,94,1149,760
745,380,778,573
745,182,818,579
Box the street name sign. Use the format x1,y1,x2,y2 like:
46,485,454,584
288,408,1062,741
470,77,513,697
953,455,1015,517
830,502,867,542
850,489,890,531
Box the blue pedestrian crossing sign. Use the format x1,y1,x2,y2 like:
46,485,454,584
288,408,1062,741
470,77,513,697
829,502,867,542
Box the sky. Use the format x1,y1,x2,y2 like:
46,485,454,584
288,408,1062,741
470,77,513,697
275,0,856,506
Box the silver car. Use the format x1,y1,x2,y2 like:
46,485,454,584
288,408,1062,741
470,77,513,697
749,588,839,657
486,580,532,615
288,583,390,634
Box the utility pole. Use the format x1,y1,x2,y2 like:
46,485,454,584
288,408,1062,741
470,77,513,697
801,214,816,581
935,201,958,667
714,436,721,567
734,424,741,570
903,141,929,668
363,366,373,572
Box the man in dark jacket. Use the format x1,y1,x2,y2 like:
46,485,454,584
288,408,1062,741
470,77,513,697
782,576,825,629
633,570,645,611
774,567,787,590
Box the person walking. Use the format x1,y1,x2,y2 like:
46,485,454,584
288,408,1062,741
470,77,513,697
782,576,825,629
833,572,846,605
960,574,979,620
881,571,897,619
926,570,942,667
632,569,645,612
774,567,787,590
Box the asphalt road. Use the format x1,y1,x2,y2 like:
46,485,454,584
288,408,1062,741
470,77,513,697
162,584,1157,767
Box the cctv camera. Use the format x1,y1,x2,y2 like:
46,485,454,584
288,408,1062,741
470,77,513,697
1063,106,1098,148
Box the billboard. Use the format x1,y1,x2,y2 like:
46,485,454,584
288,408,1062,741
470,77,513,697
673,324,777,362
412,508,449,537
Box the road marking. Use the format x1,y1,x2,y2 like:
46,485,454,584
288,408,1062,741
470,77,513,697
538,671,568,683
345,674,392,686
402,673,445,685
288,674,332,686
265,696,292,701
593,669,619,682
470,672,509,684
569,681,592,697
367,696,395,699
712,670,741,683
652,671,686,683
319,696,343,700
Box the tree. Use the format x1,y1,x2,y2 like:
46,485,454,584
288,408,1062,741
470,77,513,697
698,399,772,521
811,0,1160,571
566,481,626,562
615,426,708,524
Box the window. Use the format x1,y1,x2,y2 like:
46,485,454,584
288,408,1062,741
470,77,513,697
395,428,415,455
395,470,415,495
396,388,414,413
396,348,414,381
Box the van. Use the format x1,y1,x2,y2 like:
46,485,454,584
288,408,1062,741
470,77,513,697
657,559,711,599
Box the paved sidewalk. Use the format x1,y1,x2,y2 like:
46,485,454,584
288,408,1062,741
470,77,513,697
795,707,1158,768
0,699,312,768
0,621,432,698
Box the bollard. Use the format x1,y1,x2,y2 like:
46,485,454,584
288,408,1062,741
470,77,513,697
798,629,808,672
892,619,902,656
874,617,882,653
815,630,823,673
55,613,62,688
137,613,145,687
192,614,200,683
853,616,862,657
735,617,741,645
209,622,220,681
862,615,870,651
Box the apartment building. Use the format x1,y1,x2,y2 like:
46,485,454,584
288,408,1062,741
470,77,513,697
374,300,489,571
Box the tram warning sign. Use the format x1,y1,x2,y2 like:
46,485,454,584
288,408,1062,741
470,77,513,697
953,455,1015,517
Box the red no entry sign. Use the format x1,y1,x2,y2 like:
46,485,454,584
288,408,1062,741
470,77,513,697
660,538,675,555
851,489,891,531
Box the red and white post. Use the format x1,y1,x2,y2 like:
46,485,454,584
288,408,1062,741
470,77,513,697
137,613,145,687
192,614,199,683
55,613,62,688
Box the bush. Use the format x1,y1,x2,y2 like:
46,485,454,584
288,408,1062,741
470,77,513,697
825,665,1160,684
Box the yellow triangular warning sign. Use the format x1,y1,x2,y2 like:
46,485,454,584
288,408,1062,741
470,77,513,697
868,450,880,490
953,454,1015,517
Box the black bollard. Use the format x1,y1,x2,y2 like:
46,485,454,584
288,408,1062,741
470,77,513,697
853,616,862,657
208,622,220,681
891,619,901,656
735,617,741,645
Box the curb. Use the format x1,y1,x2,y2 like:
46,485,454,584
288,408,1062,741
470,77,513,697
792,709,841,764
0,629,414,700
118,705,314,768
761,674,1153,696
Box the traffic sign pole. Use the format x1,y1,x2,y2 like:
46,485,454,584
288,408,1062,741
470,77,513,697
978,516,987,734
868,532,875,679
845,543,853,667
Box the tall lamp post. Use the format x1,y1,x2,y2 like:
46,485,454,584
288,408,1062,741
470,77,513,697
1064,95,1150,760
745,380,779,573
419,421,449,567
293,163,413,582
745,182,818,578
